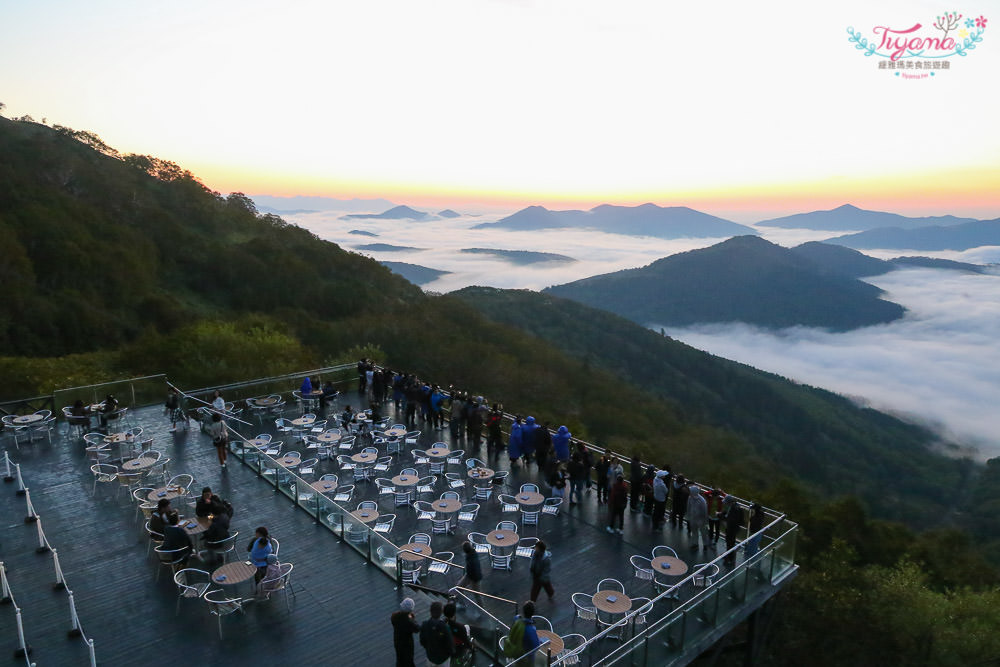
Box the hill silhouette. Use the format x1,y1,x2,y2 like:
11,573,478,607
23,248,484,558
459,248,576,265
545,236,905,331
341,205,431,221
756,203,978,231
474,203,756,239
824,219,1000,250
379,261,450,285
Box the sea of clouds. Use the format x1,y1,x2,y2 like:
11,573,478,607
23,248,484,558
286,209,1000,458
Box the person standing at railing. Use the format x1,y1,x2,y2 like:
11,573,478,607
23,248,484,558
520,416,538,466
723,496,746,567
535,423,552,474
577,442,593,496
744,502,765,561
705,487,726,548
629,454,643,513
552,425,571,463
652,470,670,530
300,376,313,397
486,405,504,457
468,399,486,451
595,454,611,505
508,417,523,466
607,475,628,535
670,474,689,528
686,483,710,552
391,597,420,667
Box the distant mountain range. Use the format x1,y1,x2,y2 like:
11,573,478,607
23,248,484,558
474,203,757,239
342,205,433,221
348,229,378,237
823,219,1000,251
755,204,979,231
460,248,576,265
544,236,906,331
790,241,989,277
438,209,461,218
250,194,395,213
380,261,450,285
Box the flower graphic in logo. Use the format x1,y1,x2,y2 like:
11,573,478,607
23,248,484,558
965,18,975,28
847,9,988,63
975,16,988,28
959,29,969,38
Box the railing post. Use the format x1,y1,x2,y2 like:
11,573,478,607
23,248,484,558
15,464,26,495
67,589,82,637
34,517,48,553
52,549,66,590
3,451,12,482
14,607,32,659
23,488,38,523
1,562,11,603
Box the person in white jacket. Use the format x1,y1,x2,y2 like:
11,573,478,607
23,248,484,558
685,483,710,552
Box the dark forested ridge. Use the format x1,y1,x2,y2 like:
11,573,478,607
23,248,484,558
4,115,1000,665
544,235,906,331
0,117,421,358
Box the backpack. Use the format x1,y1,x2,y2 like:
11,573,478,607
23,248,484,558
222,499,234,518
504,619,526,657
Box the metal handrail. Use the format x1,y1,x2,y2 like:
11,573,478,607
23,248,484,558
550,516,798,665
181,364,357,398
451,586,514,605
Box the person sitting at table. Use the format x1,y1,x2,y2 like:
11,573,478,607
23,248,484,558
258,554,284,596
149,498,177,535
196,486,227,517
320,381,338,409
211,389,226,411
340,405,355,430
98,394,119,428
247,526,273,583
69,399,91,430
203,509,231,545
300,376,313,397
161,513,194,564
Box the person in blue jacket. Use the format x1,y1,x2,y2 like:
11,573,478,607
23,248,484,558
520,416,538,465
508,417,523,465
553,425,572,462
512,601,541,663
300,376,313,396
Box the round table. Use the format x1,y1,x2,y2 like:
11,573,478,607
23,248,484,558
104,432,129,444
468,468,495,481
537,630,565,656
212,561,257,586
487,530,519,548
399,543,431,562
316,431,342,443
12,414,43,425
181,516,211,536
515,491,545,507
593,590,632,614
384,427,406,437
250,397,279,407
350,509,379,524
122,456,158,471
351,451,378,464
291,416,315,427
311,480,339,493
651,556,688,577
354,413,370,423
275,456,301,468
426,447,449,458
432,499,462,514
392,474,419,488
148,485,187,502
246,437,270,449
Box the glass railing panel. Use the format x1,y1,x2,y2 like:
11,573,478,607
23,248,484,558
319,496,346,536
368,531,398,579
294,476,320,516
343,513,369,556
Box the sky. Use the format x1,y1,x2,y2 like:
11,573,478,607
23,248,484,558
1,0,999,220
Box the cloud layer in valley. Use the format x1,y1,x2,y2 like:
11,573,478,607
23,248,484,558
656,268,1000,458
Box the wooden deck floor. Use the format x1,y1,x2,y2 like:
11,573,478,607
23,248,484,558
0,392,782,666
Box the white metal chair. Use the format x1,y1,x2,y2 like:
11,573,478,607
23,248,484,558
499,494,519,513
411,449,429,465
358,500,378,511
414,501,436,521
333,484,354,503
297,457,318,478
154,546,190,583
258,562,295,611
542,498,563,516
373,456,392,473
375,478,396,501
521,508,540,526
204,589,245,638
520,483,539,494
630,555,654,583
559,633,587,664
431,517,451,535
496,521,518,533
489,544,512,571
571,592,597,622
458,503,479,523
203,532,240,563
652,545,679,560
416,476,437,498
91,464,118,496
441,490,461,501
597,578,625,593
691,562,721,588
428,551,454,575
374,514,396,534
447,450,465,466
468,532,490,555
516,537,538,559
173,568,211,615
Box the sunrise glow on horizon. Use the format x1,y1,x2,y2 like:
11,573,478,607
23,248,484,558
2,0,998,221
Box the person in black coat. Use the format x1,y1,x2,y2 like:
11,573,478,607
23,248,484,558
629,455,643,512
392,597,420,667
723,496,746,567
195,487,226,517
455,541,483,607
160,513,193,564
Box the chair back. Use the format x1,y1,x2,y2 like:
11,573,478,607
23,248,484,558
410,532,431,545
597,578,625,593
497,521,517,533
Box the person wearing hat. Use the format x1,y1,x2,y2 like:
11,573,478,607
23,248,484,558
651,468,671,530
391,597,420,667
